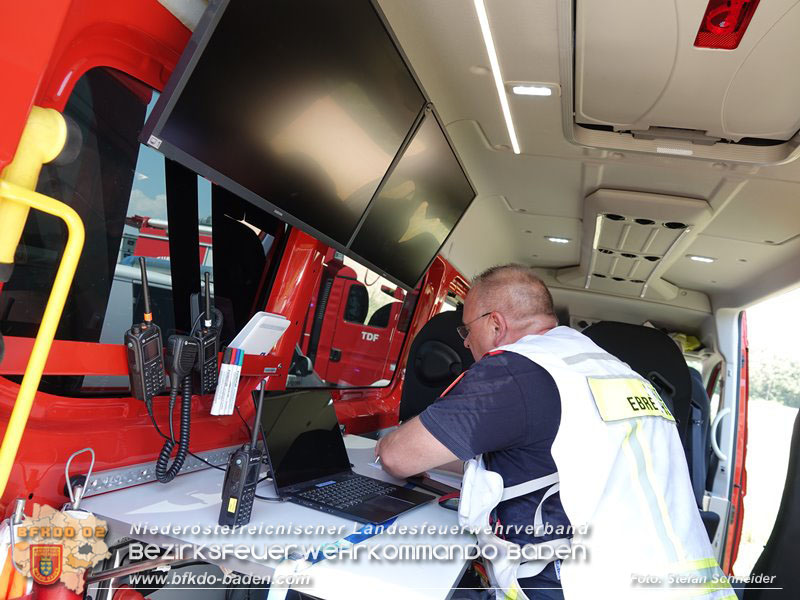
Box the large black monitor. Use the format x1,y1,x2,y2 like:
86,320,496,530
142,0,475,289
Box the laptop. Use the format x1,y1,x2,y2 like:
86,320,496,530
254,389,434,523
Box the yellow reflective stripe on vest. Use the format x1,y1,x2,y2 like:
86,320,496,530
621,423,736,600
670,558,736,599
633,420,686,559
621,421,683,564
588,377,675,422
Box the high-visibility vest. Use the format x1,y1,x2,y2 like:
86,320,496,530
459,455,570,599
459,326,736,599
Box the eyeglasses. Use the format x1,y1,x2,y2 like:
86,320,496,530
457,312,492,340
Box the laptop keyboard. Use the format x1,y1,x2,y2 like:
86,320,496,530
297,476,396,509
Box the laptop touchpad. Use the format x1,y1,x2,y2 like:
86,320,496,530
362,495,413,512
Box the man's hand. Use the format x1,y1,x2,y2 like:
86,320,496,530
375,417,458,479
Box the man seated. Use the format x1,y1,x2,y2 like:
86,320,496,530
377,264,734,600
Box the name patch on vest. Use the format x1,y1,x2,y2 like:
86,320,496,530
587,378,675,422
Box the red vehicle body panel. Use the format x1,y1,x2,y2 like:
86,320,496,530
0,0,189,170
723,312,749,574
301,261,408,387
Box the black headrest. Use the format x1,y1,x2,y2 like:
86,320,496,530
399,310,474,422
583,321,692,440
415,341,464,384
344,284,368,324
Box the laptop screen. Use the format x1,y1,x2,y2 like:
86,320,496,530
255,390,352,490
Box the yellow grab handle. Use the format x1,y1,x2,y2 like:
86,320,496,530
0,107,67,266
0,107,81,501
0,187,84,500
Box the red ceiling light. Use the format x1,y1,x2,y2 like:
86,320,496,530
694,0,760,50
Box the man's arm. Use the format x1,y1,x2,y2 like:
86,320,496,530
375,416,458,479
436,460,465,474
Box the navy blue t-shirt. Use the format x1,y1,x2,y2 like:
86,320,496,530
419,351,572,591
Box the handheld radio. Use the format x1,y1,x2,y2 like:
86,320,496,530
125,257,166,405
194,271,221,394
218,381,265,526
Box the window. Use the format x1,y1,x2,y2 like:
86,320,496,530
438,293,460,314
289,251,419,388
209,184,284,346
709,366,723,423
0,68,283,396
1,69,152,395
685,357,704,373
340,257,404,328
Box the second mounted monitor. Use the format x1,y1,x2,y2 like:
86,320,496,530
349,110,475,288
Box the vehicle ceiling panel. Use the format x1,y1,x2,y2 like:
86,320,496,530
667,235,800,300
575,0,800,143
448,121,584,217
701,179,800,244
377,1,800,314
597,164,723,205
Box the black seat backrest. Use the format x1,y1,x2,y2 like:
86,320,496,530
686,367,721,541
686,368,711,505
399,310,475,422
582,321,693,444
745,409,800,599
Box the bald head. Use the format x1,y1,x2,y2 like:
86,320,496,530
472,264,556,322
461,264,557,358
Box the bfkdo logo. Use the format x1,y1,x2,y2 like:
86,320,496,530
30,545,63,585
12,504,111,593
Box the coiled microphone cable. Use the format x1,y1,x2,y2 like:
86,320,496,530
156,335,199,483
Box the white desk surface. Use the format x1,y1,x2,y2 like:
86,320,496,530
82,436,472,600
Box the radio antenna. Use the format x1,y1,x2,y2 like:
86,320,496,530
139,257,153,323
251,380,266,450
204,271,212,328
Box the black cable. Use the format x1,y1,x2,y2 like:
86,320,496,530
155,374,192,483
254,494,286,502
188,450,227,472
363,270,380,286
145,403,169,441
189,311,204,337
150,405,226,472
168,386,178,443
253,475,282,500
235,404,252,439
253,461,282,501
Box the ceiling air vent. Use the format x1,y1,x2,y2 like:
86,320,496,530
556,190,712,300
